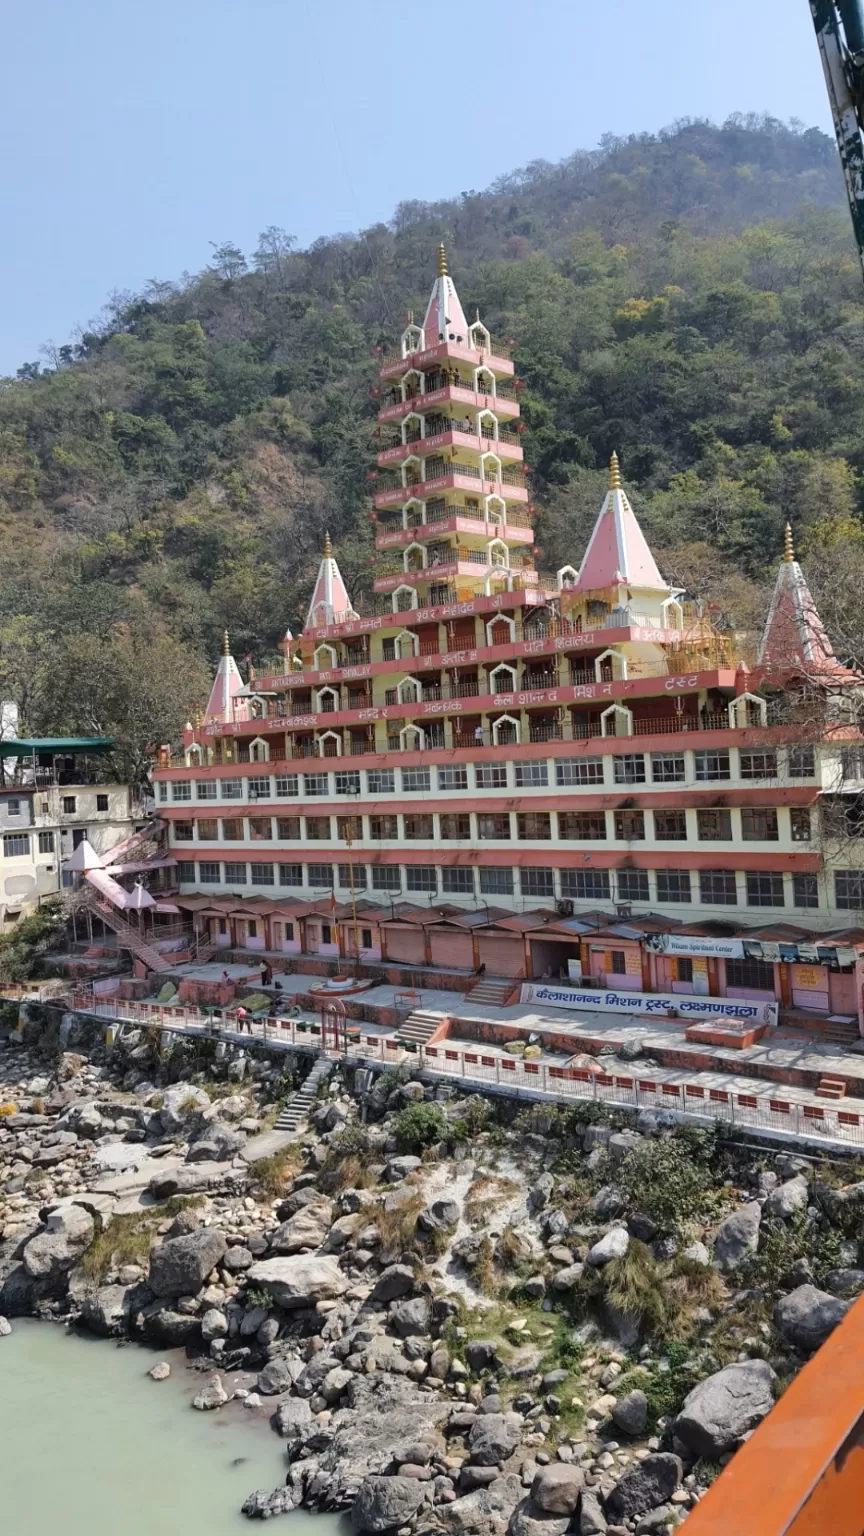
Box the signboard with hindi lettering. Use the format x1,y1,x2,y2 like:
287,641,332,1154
519,982,778,1027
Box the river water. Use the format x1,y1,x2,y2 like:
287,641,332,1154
0,1321,344,1536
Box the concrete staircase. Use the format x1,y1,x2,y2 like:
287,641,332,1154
823,1018,860,1047
82,894,172,974
397,1009,442,1046
816,1074,847,1101
465,976,519,1008
273,1054,334,1133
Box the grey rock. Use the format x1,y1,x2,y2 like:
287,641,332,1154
550,1264,584,1291
148,1361,170,1380
611,1390,648,1436
764,1177,809,1221
587,1229,629,1267
605,1454,682,1523
141,1307,202,1346
592,1186,626,1220
270,1200,334,1254
192,1373,228,1410
579,1491,607,1535
158,1083,210,1135
386,1155,422,1182
275,1396,313,1437
635,1509,671,1534
352,1475,427,1531
391,1296,432,1337
608,1131,643,1166
825,1268,864,1297
627,1214,658,1243
425,1478,522,1536
187,1122,245,1162
523,1275,546,1300
258,1355,302,1395
242,1488,295,1519
201,1308,228,1343
223,1245,254,1273
370,1264,415,1303
530,1464,584,1514
245,1255,349,1308
774,1284,850,1353
675,1361,776,1457
419,1198,460,1233
22,1205,94,1282
0,1317,11,1337
713,1203,761,1273
507,1497,570,1536
148,1229,227,1298
681,1241,710,1267
80,1284,135,1336
469,1412,523,1466
465,1340,500,1373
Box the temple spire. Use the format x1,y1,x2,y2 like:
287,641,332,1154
223,629,230,657
784,522,795,562
758,529,842,678
421,244,468,348
575,455,667,592
438,242,448,276
304,533,357,631
206,633,244,725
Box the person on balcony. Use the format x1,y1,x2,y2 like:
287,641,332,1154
474,724,485,747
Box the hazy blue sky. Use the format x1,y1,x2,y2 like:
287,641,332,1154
1,0,833,375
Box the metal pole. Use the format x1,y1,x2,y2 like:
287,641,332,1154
811,0,864,280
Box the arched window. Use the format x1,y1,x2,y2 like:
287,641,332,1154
492,715,520,746
393,586,419,613
490,665,517,695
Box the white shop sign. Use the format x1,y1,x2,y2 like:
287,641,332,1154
520,982,778,1026
647,934,745,960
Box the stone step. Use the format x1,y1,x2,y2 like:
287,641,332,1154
816,1075,847,1100
397,1010,442,1043
273,1054,334,1130
465,977,518,1007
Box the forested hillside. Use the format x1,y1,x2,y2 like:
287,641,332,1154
2,113,863,775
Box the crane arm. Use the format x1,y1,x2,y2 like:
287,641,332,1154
810,0,864,275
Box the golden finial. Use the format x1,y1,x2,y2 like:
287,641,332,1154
407,308,414,324
609,451,622,490
438,243,448,277
222,629,230,657
324,530,332,559
784,522,795,563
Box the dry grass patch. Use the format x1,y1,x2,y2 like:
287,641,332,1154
80,1196,204,1282
249,1144,303,1197
374,1188,426,1252
465,1174,520,1226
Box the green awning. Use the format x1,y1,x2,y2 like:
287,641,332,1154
0,737,115,757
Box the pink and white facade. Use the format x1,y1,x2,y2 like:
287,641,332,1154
151,253,864,990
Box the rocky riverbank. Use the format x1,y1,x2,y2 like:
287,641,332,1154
2,1007,864,1534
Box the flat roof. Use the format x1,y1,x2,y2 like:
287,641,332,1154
0,736,114,757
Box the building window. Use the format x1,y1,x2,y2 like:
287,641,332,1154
440,814,470,839
2,833,29,858
177,860,195,882
195,780,217,800
405,814,434,838
307,864,333,886
170,783,190,803
367,769,395,794
174,821,194,842
792,873,819,908
515,762,549,788
277,817,301,839
656,870,692,903
196,819,218,839
370,815,398,840
746,872,785,907
841,747,864,781
675,958,694,983
221,817,244,840
199,862,221,884
614,810,645,841
334,771,361,795
438,766,468,791
442,868,474,894
305,816,331,840
407,866,437,892
247,920,258,938
789,746,816,778
654,810,686,840
382,638,397,661
402,768,431,793
699,870,738,905
221,779,243,800
278,864,303,886
556,757,604,786
275,775,299,797
157,782,169,803
740,751,777,781
372,866,401,892
477,814,511,840
613,755,646,785
727,956,776,990
741,808,779,841
835,870,864,909
560,869,611,900
518,812,552,840
94,792,109,813
521,867,554,898
479,867,514,895
303,773,329,797
250,863,275,886
475,763,508,788
790,808,812,842
609,950,627,975
248,776,270,799
62,795,78,814
651,753,685,784
361,927,373,948
697,808,732,841
336,815,362,840
248,816,272,840
320,923,332,945
224,862,247,883
558,812,606,840
5,800,20,817
694,750,730,782
617,869,649,902
38,830,55,854
337,863,367,889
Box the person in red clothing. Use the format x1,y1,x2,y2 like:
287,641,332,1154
235,1005,249,1033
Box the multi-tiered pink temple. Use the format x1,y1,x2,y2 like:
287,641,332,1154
151,250,864,1021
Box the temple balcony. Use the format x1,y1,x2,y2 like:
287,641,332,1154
378,339,514,381
375,508,533,550
378,380,519,420
377,425,523,466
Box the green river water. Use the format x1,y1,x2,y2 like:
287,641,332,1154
0,1321,344,1536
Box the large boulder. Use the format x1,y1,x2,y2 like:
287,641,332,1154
158,1083,210,1135
774,1285,850,1353
675,1361,776,1457
825,1268,864,1297
186,1122,245,1162
587,1228,629,1266
604,1454,682,1523
530,1464,584,1515
507,1499,570,1536
258,1355,302,1395
275,1396,313,1439
22,1205,94,1282
352,1475,427,1531
426,1478,522,1536
370,1265,415,1303
418,1198,460,1233
763,1177,809,1221
469,1413,523,1466
712,1203,761,1273
245,1255,349,1308
80,1284,136,1337
270,1201,333,1254
147,1229,227,1298
579,1492,607,1535
390,1296,432,1338
611,1390,648,1436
